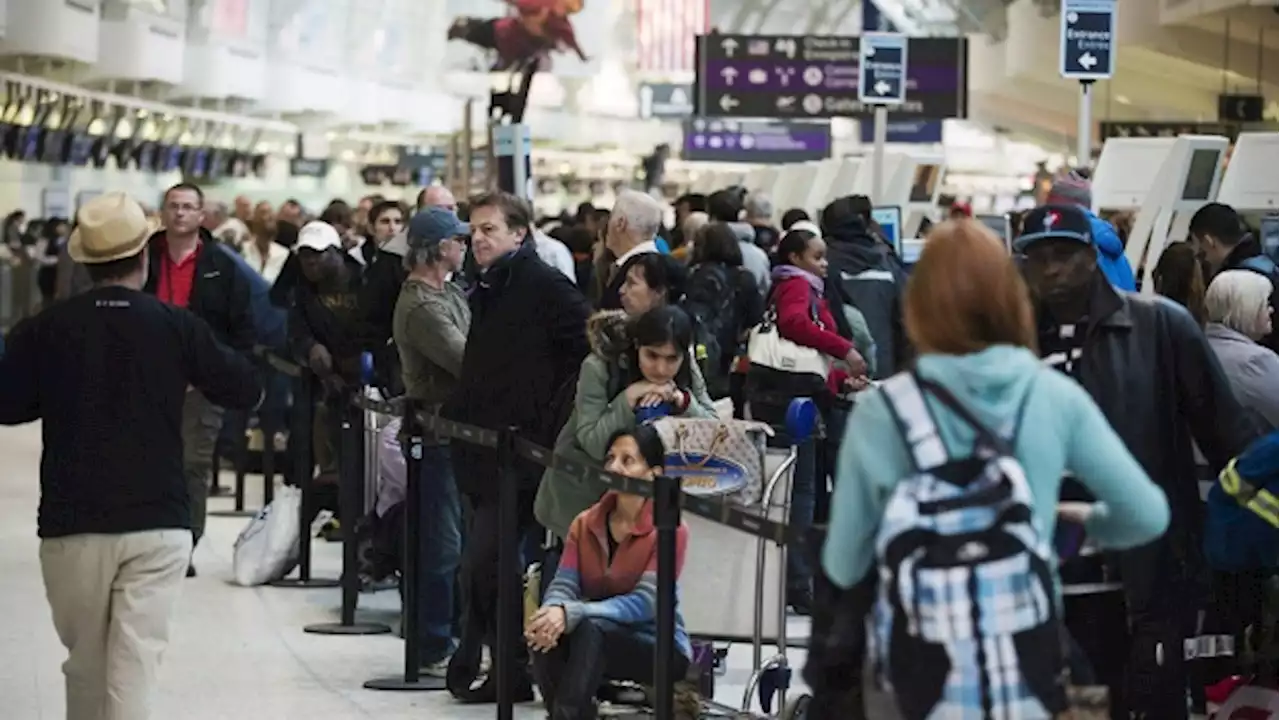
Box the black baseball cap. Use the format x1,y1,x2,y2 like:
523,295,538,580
1013,204,1094,253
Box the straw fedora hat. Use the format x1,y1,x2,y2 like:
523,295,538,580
68,192,156,264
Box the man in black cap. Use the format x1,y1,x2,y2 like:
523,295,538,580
1016,204,1255,720
392,206,472,676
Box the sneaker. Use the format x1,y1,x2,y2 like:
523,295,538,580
419,655,452,678
317,518,342,543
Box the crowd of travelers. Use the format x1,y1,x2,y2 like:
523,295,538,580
0,168,1276,720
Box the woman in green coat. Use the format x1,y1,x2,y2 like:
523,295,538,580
534,306,718,540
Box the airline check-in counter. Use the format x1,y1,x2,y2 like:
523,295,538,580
750,151,945,241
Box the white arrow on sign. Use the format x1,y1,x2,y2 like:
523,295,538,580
1078,52,1098,69
721,67,739,85
719,95,740,112
874,80,892,96
721,38,739,57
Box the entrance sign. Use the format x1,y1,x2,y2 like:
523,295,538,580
1060,0,1116,80
858,33,907,106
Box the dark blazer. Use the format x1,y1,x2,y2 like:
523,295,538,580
142,228,255,354
446,242,590,500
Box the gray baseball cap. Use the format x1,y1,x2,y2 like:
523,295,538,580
407,207,468,247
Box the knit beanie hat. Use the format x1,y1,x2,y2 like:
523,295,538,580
1046,170,1092,208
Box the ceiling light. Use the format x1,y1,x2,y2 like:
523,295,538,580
1115,95,1131,105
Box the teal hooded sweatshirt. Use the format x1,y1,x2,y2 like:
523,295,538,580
823,345,1171,590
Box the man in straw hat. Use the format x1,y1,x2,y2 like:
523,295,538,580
0,192,261,720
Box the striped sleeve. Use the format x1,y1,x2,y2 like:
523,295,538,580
575,524,690,627
540,515,586,617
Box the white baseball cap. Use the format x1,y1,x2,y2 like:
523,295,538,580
296,221,341,252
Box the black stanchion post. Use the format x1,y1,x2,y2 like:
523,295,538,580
270,372,339,589
232,408,249,510
495,427,521,720
210,410,256,518
652,473,681,720
364,402,447,691
305,391,391,635
260,392,277,508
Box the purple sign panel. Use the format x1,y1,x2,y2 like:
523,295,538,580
682,118,832,164
695,35,967,120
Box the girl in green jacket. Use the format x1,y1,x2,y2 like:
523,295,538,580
534,305,718,540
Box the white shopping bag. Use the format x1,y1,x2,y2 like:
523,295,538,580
231,487,333,586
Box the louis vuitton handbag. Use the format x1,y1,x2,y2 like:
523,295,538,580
651,417,773,504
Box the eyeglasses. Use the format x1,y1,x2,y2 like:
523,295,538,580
165,203,201,214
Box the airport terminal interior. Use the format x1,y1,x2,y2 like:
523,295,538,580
0,0,1278,719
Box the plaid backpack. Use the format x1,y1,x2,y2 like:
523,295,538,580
873,373,1067,719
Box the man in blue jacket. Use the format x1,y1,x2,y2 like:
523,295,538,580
1046,170,1137,291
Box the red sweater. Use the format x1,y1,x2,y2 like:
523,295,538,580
772,275,854,393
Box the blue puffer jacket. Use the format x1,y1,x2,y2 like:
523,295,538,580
1087,211,1136,292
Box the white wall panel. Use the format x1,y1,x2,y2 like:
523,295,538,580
91,0,187,84
0,0,101,65
258,0,351,115
181,0,269,100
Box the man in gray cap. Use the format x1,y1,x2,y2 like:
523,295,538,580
391,206,471,675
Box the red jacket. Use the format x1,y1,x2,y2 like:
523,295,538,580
772,274,853,394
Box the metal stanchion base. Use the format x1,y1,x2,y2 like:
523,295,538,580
303,621,392,636
268,577,341,589
362,675,448,691
208,509,259,518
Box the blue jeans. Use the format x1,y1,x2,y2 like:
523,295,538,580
405,442,464,664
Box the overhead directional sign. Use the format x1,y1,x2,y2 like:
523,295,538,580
694,34,968,120
682,118,832,164
858,33,908,106
1060,0,1116,80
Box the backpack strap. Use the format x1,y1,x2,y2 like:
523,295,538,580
880,374,949,470
921,368,1039,453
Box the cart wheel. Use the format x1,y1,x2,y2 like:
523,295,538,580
780,694,811,720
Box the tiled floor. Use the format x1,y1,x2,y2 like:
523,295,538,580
0,422,840,720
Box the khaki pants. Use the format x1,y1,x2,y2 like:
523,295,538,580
182,389,225,546
40,530,193,720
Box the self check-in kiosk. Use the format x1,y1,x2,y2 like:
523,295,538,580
1216,132,1279,214
1092,137,1178,215
1111,135,1230,294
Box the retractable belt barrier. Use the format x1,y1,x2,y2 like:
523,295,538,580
251,346,818,719
253,345,804,547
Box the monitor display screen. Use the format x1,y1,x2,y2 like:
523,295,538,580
975,213,1009,248
1260,214,1278,264
1181,149,1221,202
909,164,941,203
871,206,903,255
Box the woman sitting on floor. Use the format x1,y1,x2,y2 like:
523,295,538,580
526,425,699,719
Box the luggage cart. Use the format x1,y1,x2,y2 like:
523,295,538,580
678,398,820,720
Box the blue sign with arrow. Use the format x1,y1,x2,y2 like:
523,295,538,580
857,33,908,106
1060,0,1116,80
